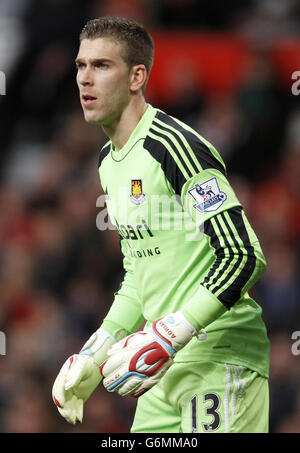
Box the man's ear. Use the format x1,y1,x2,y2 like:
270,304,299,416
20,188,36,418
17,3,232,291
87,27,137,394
130,64,147,92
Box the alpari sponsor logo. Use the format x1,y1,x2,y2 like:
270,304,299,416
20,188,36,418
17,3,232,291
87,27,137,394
129,246,161,259
116,218,154,240
96,191,205,240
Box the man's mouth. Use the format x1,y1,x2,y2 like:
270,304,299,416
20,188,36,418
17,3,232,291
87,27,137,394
82,94,97,106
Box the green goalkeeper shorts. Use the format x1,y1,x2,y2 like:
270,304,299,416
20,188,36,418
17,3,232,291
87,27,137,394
131,361,269,433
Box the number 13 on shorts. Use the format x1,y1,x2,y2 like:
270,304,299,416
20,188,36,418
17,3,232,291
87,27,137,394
186,364,269,433
191,393,221,432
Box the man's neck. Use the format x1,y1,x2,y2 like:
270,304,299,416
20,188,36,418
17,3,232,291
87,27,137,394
102,96,148,151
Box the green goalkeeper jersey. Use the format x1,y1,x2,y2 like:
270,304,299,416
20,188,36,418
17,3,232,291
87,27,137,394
99,104,270,378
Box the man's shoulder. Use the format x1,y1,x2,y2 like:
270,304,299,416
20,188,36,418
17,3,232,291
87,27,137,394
151,107,199,138
146,106,226,179
149,106,217,156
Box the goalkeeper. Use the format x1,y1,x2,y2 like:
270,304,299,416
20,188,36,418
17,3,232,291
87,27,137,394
52,17,270,433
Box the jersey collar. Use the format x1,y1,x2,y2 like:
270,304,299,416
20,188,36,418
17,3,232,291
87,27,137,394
110,103,156,161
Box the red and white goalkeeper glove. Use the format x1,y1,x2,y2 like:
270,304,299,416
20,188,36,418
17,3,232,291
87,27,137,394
52,329,116,424
100,311,196,397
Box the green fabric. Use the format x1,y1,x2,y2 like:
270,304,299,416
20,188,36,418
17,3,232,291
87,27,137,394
101,251,145,340
98,104,270,379
131,361,269,433
181,285,227,330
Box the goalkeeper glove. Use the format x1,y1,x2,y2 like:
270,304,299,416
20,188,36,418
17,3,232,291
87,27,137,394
100,311,196,398
52,328,116,424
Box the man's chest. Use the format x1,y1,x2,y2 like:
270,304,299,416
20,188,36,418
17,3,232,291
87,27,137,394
100,149,175,228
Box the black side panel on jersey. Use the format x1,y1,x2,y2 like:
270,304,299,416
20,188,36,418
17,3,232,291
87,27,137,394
98,143,111,168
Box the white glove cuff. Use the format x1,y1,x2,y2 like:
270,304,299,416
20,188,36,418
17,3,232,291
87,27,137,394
79,328,116,366
176,311,197,336
153,311,197,352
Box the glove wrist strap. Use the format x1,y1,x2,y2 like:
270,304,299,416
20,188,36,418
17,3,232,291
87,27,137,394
152,311,197,353
79,328,116,366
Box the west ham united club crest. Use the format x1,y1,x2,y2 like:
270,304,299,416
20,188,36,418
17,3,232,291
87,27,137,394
130,179,146,205
189,177,227,213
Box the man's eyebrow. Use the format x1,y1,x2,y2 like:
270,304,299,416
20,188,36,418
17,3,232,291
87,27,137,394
75,58,113,66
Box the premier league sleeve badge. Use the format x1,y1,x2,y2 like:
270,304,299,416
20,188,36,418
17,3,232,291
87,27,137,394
188,177,227,213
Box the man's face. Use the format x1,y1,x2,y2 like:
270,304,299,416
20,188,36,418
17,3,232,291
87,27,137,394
76,37,131,126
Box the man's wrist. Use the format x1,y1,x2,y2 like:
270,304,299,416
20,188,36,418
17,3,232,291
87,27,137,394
181,285,227,331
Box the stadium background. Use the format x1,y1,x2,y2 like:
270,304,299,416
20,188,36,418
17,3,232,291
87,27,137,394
0,0,299,433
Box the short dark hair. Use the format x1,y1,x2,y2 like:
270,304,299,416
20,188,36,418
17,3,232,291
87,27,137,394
80,16,154,89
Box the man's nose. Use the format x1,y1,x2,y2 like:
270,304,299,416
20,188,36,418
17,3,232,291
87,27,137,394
78,68,93,86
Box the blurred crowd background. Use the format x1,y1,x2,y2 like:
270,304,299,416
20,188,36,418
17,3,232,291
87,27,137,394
0,0,299,433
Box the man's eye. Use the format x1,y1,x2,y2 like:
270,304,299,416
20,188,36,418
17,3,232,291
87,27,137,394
96,62,108,69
